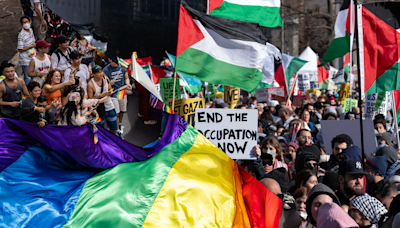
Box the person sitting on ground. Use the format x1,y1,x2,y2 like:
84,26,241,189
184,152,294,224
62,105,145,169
336,159,367,207
306,183,341,227
0,61,29,120
27,40,52,87
370,180,398,211
288,169,318,195
365,155,388,185
350,194,388,228
31,95,55,127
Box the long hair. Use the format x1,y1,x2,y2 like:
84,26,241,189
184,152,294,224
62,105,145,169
61,87,84,125
288,169,316,195
261,136,283,161
42,69,63,88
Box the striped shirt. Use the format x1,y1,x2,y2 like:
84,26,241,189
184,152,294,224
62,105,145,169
17,28,36,66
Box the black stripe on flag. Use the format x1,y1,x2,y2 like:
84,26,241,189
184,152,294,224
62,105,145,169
340,0,350,11
182,2,268,45
363,2,400,30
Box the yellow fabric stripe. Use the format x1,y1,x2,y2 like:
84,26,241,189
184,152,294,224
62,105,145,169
142,133,237,227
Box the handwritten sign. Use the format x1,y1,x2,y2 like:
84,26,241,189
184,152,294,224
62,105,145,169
168,98,204,126
268,87,286,103
224,86,240,109
196,108,258,160
298,73,310,92
160,78,181,104
338,83,350,104
293,95,308,107
343,98,358,112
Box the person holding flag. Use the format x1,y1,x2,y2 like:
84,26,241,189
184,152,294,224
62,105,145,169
103,56,132,134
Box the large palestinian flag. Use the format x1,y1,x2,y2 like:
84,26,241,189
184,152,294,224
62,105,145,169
319,0,352,66
274,54,307,94
359,2,400,96
176,2,268,92
207,0,282,27
0,117,283,227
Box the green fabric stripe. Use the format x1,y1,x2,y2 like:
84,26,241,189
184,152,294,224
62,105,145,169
62,125,198,228
344,64,350,81
176,48,263,92
209,2,282,27
397,107,400,125
319,79,330,90
319,34,350,66
285,58,307,83
250,82,272,94
186,85,203,95
365,62,400,96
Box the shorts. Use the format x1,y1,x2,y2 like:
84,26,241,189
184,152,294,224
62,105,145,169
111,96,127,114
101,109,118,130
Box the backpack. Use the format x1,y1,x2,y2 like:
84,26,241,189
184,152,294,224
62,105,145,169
21,0,34,17
53,47,73,65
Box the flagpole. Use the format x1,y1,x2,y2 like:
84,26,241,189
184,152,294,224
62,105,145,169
172,72,177,110
354,0,366,158
286,73,298,106
391,91,400,149
349,0,355,112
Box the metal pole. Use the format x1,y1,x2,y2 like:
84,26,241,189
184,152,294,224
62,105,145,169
392,91,400,148
354,0,365,158
172,72,177,110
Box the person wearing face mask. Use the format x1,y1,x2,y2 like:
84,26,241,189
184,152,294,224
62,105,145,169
18,16,36,86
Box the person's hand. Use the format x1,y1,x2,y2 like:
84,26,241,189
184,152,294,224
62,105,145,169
34,106,45,113
93,110,99,118
99,96,108,103
127,84,132,90
9,101,20,108
85,110,93,117
251,145,261,158
31,42,36,48
38,121,46,128
110,80,116,86
41,19,47,26
100,91,110,97
51,100,60,108
67,76,75,85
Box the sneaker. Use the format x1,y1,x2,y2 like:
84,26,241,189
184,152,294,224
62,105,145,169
119,126,124,135
116,130,124,139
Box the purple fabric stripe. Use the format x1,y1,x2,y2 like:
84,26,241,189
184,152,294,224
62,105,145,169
0,114,186,172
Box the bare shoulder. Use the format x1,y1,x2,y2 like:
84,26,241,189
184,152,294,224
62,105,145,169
18,77,25,84
0,81,5,92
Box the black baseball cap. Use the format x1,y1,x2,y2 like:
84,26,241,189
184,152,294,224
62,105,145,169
314,101,325,109
338,159,368,176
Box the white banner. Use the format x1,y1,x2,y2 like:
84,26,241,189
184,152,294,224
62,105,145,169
298,73,310,92
196,109,258,160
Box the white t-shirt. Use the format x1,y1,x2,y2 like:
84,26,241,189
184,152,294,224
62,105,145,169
51,47,73,71
30,0,43,17
17,28,36,66
64,64,90,94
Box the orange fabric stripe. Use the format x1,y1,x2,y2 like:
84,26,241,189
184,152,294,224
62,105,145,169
232,160,251,228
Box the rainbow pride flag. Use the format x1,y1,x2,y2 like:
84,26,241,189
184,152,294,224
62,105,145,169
111,88,126,99
0,116,282,227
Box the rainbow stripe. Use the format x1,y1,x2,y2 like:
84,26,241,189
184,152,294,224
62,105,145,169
118,57,130,68
26,48,36,57
112,89,126,99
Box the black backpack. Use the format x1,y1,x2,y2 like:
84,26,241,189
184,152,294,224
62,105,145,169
21,0,34,17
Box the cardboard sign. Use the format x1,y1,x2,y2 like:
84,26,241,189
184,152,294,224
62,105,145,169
268,87,286,103
224,86,240,109
293,95,308,107
298,73,310,92
196,108,258,160
320,119,377,157
338,83,350,104
343,98,358,112
160,78,181,104
255,88,269,102
365,92,388,119
307,89,321,97
168,98,204,126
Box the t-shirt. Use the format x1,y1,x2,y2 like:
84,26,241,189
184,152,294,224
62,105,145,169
64,64,90,94
30,0,43,17
51,47,73,71
103,64,126,91
17,28,35,66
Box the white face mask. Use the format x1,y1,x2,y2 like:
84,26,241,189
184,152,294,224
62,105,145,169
23,23,31,30
297,211,308,220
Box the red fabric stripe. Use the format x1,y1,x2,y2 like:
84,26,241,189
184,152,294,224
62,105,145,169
274,63,287,95
346,1,352,37
176,5,205,57
137,57,152,66
318,59,330,84
393,90,400,113
343,53,350,66
207,0,224,14
150,65,167,84
362,6,400,93
239,165,282,228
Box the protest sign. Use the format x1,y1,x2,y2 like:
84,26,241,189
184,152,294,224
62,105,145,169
268,87,286,103
255,88,269,102
343,98,358,112
293,95,308,107
168,98,204,126
160,78,181,104
298,73,310,92
206,84,216,100
196,108,258,160
338,83,350,104
224,86,240,109
321,119,376,157
307,89,321,97
365,92,388,119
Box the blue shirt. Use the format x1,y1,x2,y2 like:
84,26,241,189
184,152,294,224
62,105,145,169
103,64,127,90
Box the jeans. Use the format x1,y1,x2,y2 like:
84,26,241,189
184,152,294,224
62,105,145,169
21,65,31,85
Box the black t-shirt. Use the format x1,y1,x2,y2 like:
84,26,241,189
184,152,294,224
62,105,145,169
335,190,350,206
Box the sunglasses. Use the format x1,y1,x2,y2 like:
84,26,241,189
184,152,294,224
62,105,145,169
263,160,273,166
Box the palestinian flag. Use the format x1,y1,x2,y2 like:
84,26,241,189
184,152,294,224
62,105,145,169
393,90,400,124
319,0,352,66
332,53,350,83
207,0,282,28
318,59,330,88
0,116,282,227
273,54,306,95
359,2,400,96
176,2,268,92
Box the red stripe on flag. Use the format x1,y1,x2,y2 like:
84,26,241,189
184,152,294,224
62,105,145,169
177,5,205,57
274,63,288,95
343,53,350,66
318,59,330,84
150,65,167,84
137,57,152,66
394,90,400,113
362,7,400,93
207,0,224,14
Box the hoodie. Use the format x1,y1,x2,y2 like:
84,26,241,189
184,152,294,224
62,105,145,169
376,146,398,168
306,183,341,226
317,202,359,228
342,146,363,163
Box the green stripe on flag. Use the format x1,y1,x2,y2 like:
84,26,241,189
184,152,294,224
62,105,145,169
319,34,350,66
62,125,198,228
285,58,307,83
176,48,263,92
209,2,282,27
366,62,400,96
